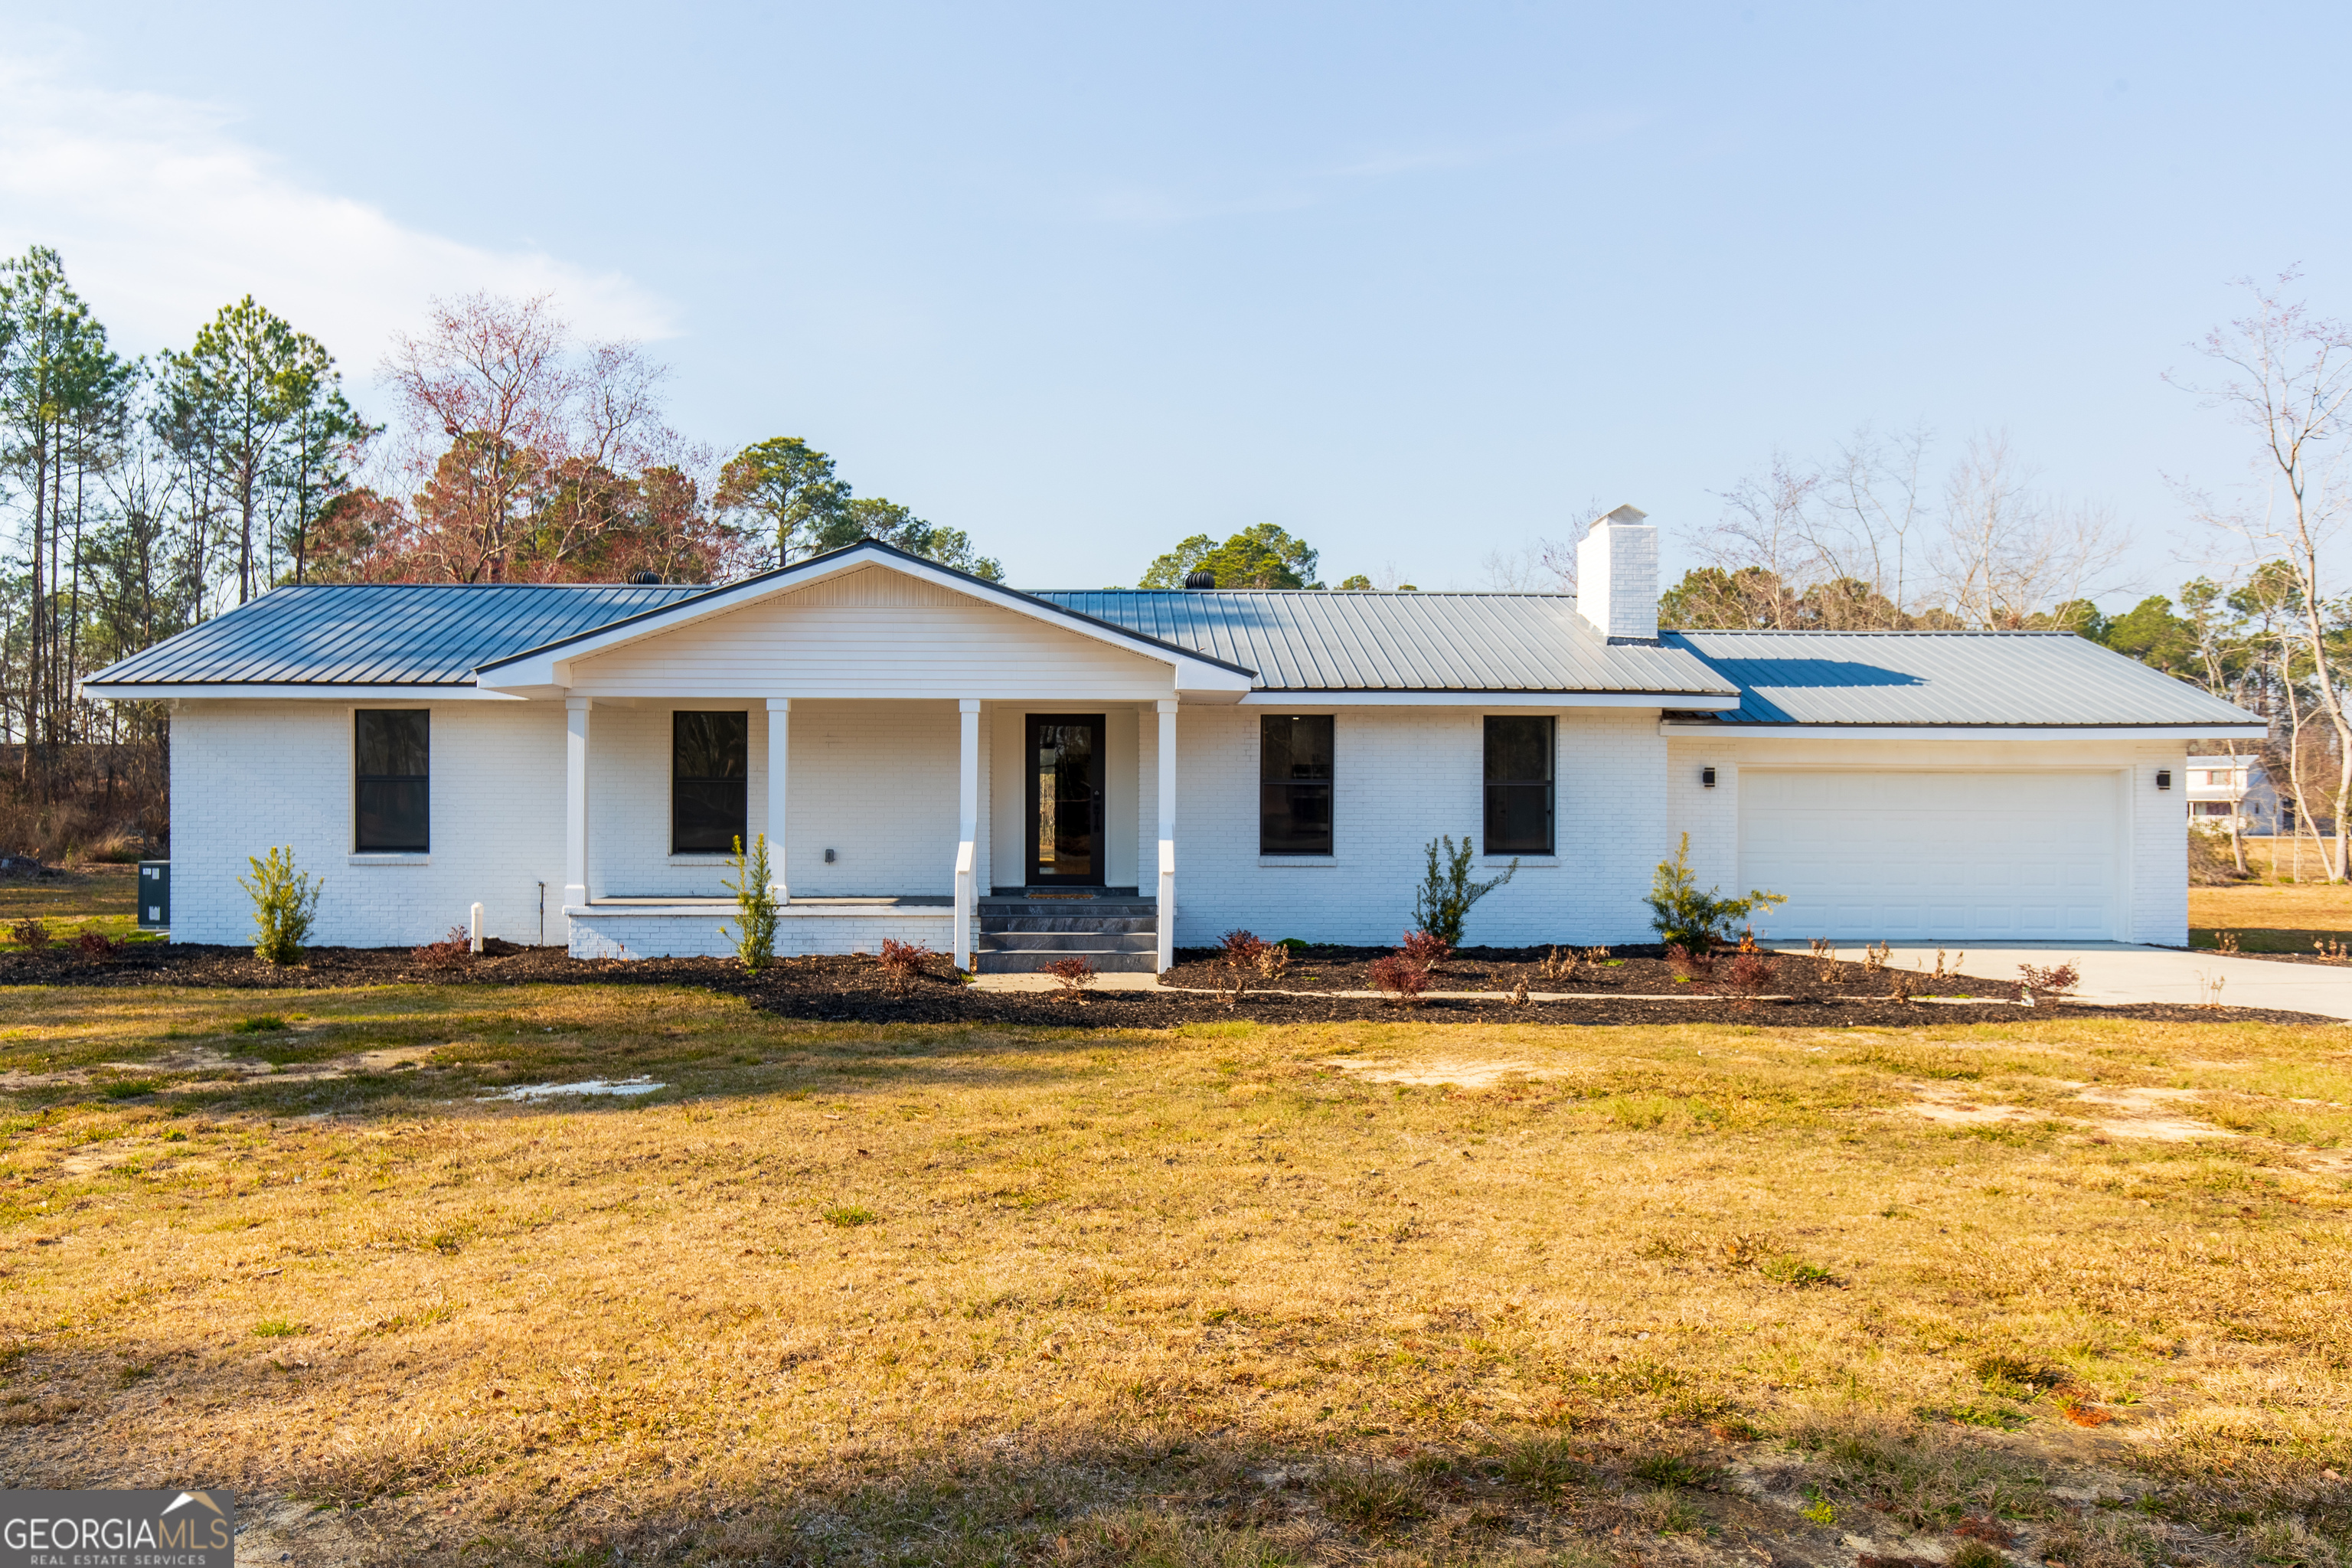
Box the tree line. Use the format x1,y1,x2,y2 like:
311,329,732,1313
0,249,1001,854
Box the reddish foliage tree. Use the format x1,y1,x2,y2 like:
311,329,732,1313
322,293,746,585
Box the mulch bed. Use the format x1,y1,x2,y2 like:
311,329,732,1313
0,940,2327,1027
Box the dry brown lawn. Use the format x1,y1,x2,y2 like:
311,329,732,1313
0,864,146,949
2190,877,2352,955
1,982,2348,1566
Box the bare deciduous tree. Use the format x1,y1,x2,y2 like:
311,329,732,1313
1930,431,2125,629
2172,275,2352,879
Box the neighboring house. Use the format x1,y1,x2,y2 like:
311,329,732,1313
2184,754,2281,835
84,507,2265,966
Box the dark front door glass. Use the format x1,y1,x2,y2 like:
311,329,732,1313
674,710,749,854
1026,714,1105,885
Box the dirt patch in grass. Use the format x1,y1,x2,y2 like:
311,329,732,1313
0,940,2327,1027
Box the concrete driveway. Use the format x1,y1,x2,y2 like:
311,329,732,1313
1871,942,2352,1021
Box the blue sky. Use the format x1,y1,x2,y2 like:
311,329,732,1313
3,2,2347,596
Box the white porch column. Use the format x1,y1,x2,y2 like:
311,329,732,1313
765,697,791,903
956,699,981,970
1156,698,1177,972
564,697,591,922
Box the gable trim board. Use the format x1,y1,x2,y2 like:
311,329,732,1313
472,545,1259,703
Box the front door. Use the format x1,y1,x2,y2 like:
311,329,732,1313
1025,714,1106,887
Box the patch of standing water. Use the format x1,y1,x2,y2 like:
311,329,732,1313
479,1076,665,1102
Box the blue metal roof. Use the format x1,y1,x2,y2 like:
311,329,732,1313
80,553,2266,729
1033,590,1734,694
87,583,704,687
1665,629,2261,727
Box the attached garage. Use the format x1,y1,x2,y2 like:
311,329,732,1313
1737,769,2124,942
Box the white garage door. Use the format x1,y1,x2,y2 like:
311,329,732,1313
1738,770,2121,941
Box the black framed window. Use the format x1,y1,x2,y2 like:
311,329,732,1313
1259,714,1334,854
673,710,749,854
354,709,430,852
1484,716,1554,855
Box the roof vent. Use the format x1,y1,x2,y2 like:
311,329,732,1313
628,571,662,585
1184,570,1217,590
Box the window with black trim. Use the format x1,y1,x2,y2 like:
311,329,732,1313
1483,716,1553,855
354,709,430,852
673,711,748,854
1259,714,1334,854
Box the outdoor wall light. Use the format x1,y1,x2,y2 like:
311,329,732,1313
1701,766,1717,788
2156,769,2172,791
825,848,838,862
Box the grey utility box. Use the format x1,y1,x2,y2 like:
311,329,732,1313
137,861,169,929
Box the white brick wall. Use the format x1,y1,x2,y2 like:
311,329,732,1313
570,908,952,961
1162,707,1668,948
172,698,570,948
169,695,2195,955
779,700,966,898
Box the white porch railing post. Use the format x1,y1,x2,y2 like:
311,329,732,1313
563,697,591,942
956,699,981,970
765,697,791,904
1156,698,1178,972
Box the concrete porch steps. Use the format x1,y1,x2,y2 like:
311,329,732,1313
975,891,1158,975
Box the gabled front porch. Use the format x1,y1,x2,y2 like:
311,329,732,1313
547,695,1182,972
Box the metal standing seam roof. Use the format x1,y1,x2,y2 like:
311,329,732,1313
1034,590,1735,694
1663,629,2263,727
85,583,707,687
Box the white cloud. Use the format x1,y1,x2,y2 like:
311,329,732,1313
0,51,673,371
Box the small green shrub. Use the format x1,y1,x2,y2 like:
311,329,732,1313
823,1204,877,1227
1318,1463,1428,1535
1645,832,1784,949
250,1318,302,1338
100,1078,162,1099
1501,1434,1586,1497
1949,1541,2006,1568
1410,833,1517,946
721,834,779,972
232,1015,288,1034
239,845,321,965
1760,1255,1838,1289
1630,1453,1707,1488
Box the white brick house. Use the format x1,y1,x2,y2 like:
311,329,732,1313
86,510,2265,967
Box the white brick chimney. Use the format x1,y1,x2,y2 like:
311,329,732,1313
1574,504,1659,642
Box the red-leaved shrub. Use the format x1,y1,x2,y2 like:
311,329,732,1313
1368,954,1429,1005
1214,929,1289,1005
8,917,51,952
1712,949,1774,1008
74,929,125,962
1041,955,1098,999
1398,929,1452,966
877,937,936,989
2017,962,2079,1002
1665,942,1715,982
410,925,472,970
